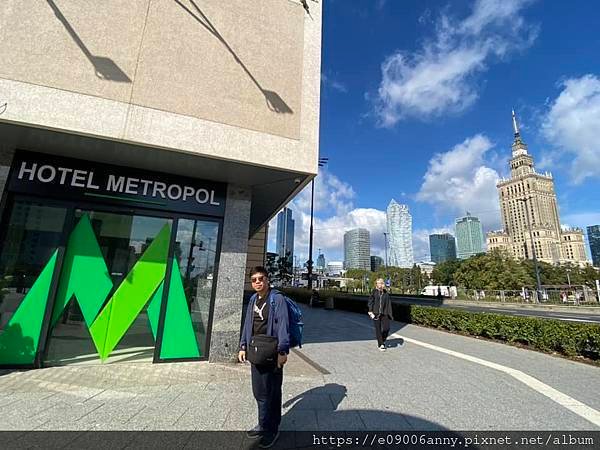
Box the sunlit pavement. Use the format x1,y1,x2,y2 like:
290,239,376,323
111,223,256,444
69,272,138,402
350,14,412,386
1,305,599,432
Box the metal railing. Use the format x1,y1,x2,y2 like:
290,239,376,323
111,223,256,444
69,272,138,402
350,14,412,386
455,286,599,305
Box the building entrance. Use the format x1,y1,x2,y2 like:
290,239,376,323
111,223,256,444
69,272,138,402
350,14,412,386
0,197,221,367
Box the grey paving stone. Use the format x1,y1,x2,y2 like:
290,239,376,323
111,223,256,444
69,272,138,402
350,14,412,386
172,406,230,430
357,409,414,430
280,409,318,431
316,410,366,431
0,305,599,433
77,402,146,425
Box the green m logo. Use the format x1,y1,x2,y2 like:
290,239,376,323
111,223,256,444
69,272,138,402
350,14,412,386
0,215,200,365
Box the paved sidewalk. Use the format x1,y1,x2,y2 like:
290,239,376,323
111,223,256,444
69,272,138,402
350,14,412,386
1,304,599,434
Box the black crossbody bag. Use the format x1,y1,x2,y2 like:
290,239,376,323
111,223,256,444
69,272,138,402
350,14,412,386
247,335,278,366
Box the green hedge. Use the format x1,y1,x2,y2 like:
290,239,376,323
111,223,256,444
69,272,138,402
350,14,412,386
409,306,600,361
283,289,600,363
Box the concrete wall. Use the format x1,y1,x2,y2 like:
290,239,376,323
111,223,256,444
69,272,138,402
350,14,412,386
0,0,321,176
209,184,251,362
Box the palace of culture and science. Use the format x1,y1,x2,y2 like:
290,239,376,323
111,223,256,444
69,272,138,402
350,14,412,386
486,112,589,267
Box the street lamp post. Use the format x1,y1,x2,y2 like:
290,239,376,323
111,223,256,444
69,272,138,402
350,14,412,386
307,157,328,290
518,197,542,301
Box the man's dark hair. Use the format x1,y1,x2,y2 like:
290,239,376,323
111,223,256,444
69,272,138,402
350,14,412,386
249,266,269,278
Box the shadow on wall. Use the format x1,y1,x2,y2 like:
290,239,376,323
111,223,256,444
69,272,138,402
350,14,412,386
46,0,132,83
174,0,294,115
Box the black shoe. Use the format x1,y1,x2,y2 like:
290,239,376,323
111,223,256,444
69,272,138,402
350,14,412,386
259,431,280,448
246,425,262,439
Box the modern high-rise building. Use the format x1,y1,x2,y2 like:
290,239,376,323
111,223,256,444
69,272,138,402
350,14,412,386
456,213,485,259
327,261,344,275
429,233,457,263
587,225,600,267
386,200,414,268
316,252,326,271
276,208,294,265
370,255,384,272
486,111,589,266
344,228,370,270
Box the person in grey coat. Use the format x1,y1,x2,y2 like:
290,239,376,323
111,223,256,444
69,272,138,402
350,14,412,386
368,278,393,351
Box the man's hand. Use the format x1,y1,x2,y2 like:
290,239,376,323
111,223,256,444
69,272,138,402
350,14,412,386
368,312,375,319
277,353,287,368
238,350,246,363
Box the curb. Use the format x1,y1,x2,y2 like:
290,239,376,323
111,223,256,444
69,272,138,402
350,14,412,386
444,300,600,315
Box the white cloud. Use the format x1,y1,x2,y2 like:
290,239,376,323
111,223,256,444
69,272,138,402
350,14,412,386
268,170,380,263
374,0,538,125
321,73,348,94
293,168,355,216
561,212,600,230
542,74,600,184
416,134,502,230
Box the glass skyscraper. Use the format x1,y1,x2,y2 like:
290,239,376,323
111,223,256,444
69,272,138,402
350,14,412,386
276,208,294,265
386,200,414,268
455,213,485,259
344,228,370,270
370,255,384,272
429,233,457,263
316,253,326,271
588,225,600,267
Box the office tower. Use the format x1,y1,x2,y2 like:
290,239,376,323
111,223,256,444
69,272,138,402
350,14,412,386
386,200,414,268
429,233,457,263
276,208,294,265
456,213,484,259
344,228,370,270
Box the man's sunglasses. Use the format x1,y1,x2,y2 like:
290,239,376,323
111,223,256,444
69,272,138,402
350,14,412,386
251,276,266,283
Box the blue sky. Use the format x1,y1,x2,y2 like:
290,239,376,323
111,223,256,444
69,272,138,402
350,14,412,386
269,0,600,264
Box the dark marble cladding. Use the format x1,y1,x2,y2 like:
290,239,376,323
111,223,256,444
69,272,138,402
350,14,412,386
208,331,240,363
0,148,15,196
209,183,251,362
0,147,15,165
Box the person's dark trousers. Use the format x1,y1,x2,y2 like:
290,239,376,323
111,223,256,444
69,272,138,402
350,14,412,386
374,315,390,346
251,363,283,433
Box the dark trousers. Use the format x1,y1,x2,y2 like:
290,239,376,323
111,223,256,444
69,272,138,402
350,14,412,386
251,363,283,433
373,315,390,346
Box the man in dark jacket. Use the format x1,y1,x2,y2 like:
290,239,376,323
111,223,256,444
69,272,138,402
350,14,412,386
239,266,289,448
368,278,393,351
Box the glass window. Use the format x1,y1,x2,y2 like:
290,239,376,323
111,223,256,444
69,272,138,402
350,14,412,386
44,210,172,365
0,200,67,365
172,219,219,359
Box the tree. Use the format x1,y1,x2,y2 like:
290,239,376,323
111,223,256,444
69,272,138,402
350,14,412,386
409,264,423,294
454,250,533,290
431,259,462,286
265,253,278,280
273,252,293,286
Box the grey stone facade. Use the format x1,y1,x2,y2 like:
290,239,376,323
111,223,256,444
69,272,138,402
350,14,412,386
209,184,251,362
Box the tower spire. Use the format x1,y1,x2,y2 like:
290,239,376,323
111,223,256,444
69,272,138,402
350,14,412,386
512,109,520,137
